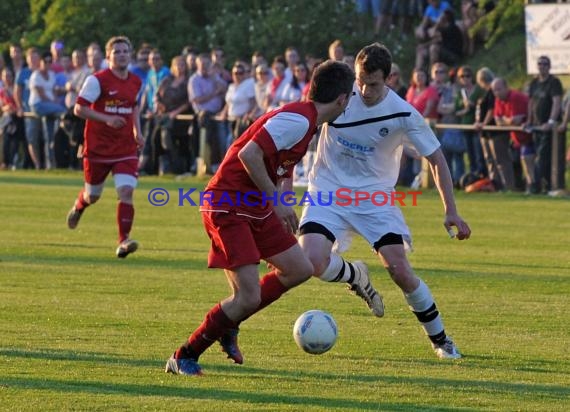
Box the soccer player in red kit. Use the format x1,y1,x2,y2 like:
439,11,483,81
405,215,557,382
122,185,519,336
66,36,143,258
165,60,355,376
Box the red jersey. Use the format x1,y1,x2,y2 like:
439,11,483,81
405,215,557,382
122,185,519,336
494,89,531,146
202,101,318,216
76,69,142,160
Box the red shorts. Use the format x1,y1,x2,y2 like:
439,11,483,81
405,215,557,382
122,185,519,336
201,210,298,270
83,157,138,185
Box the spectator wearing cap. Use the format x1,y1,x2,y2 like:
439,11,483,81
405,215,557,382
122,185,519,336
50,39,65,73
524,55,563,194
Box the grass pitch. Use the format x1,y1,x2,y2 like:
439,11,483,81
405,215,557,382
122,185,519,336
0,171,569,411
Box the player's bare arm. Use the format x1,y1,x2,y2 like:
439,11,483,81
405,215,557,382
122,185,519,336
132,105,144,147
426,148,471,241
238,141,299,232
74,103,127,129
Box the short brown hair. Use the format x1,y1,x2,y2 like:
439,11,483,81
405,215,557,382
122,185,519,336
105,36,132,57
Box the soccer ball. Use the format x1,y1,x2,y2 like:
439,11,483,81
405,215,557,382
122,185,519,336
293,310,338,355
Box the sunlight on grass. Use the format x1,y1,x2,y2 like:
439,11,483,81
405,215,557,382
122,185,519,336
0,171,568,411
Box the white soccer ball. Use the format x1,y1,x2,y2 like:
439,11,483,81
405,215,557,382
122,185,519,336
293,310,338,355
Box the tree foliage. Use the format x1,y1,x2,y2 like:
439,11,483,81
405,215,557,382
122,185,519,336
3,0,362,61
1,0,526,67
473,0,525,49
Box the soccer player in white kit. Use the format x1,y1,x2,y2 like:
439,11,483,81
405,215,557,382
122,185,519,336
299,43,471,359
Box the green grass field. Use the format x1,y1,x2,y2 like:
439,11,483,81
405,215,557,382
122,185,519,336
0,171,569,411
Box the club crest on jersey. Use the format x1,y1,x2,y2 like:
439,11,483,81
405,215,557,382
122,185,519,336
379,127,389,137
277,166,286,176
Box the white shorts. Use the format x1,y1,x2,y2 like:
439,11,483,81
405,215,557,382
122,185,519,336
299,202,412,253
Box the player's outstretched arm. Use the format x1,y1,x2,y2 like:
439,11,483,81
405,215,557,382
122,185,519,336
426,148,471,240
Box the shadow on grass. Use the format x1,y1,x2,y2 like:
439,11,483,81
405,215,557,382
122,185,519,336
0,174,82,188
1,348,568,404
0,375,469,411
1,246,204,269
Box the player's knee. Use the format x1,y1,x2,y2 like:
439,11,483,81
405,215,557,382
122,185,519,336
87,194,100,204
238,293,262,314
310,257,329,278
117,186,134,201
385,262,408,281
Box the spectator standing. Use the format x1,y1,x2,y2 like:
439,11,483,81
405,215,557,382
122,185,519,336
220,62,256,143
50,39,65,73
0,68,25,170
9,44,26,80
14,47,42,169
211,47,231,84
328,39,345,61
386,63,408,99
434,62,466,188
266,56,289,112
525,55,562,194
139,48,171,174
187,53,227,175
284,47,300,82
492,77,534,192
29,52,66,169
455,65,486,177
130,44,152,83
281,62,309,106
474,67,515,191
406,67,439,120
154,56,191,175
252,63,272,119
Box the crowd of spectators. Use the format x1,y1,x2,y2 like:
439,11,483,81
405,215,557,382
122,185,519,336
0,0,567,194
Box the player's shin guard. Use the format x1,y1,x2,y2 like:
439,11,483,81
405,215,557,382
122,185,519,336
117,202,134,243
318,253,358,284
177,303,237,360
404,279,447,345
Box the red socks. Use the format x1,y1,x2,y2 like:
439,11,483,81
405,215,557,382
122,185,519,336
117,202,134,243
175,273,288,360
74,189,90,211
177,303,237,359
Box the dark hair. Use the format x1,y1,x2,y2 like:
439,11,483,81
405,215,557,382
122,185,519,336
272,55,286,66
41,51,52,61
355,43,392,80
290,62,308,91
538,55,551,65
308,60,354,104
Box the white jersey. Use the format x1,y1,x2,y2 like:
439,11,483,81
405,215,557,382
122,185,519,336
308,87,440,213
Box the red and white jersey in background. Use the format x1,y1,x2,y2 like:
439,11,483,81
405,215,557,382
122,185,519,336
201,101,318,216
76,69,142,160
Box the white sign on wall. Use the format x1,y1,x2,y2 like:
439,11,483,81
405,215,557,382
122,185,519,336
525,4,570,74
